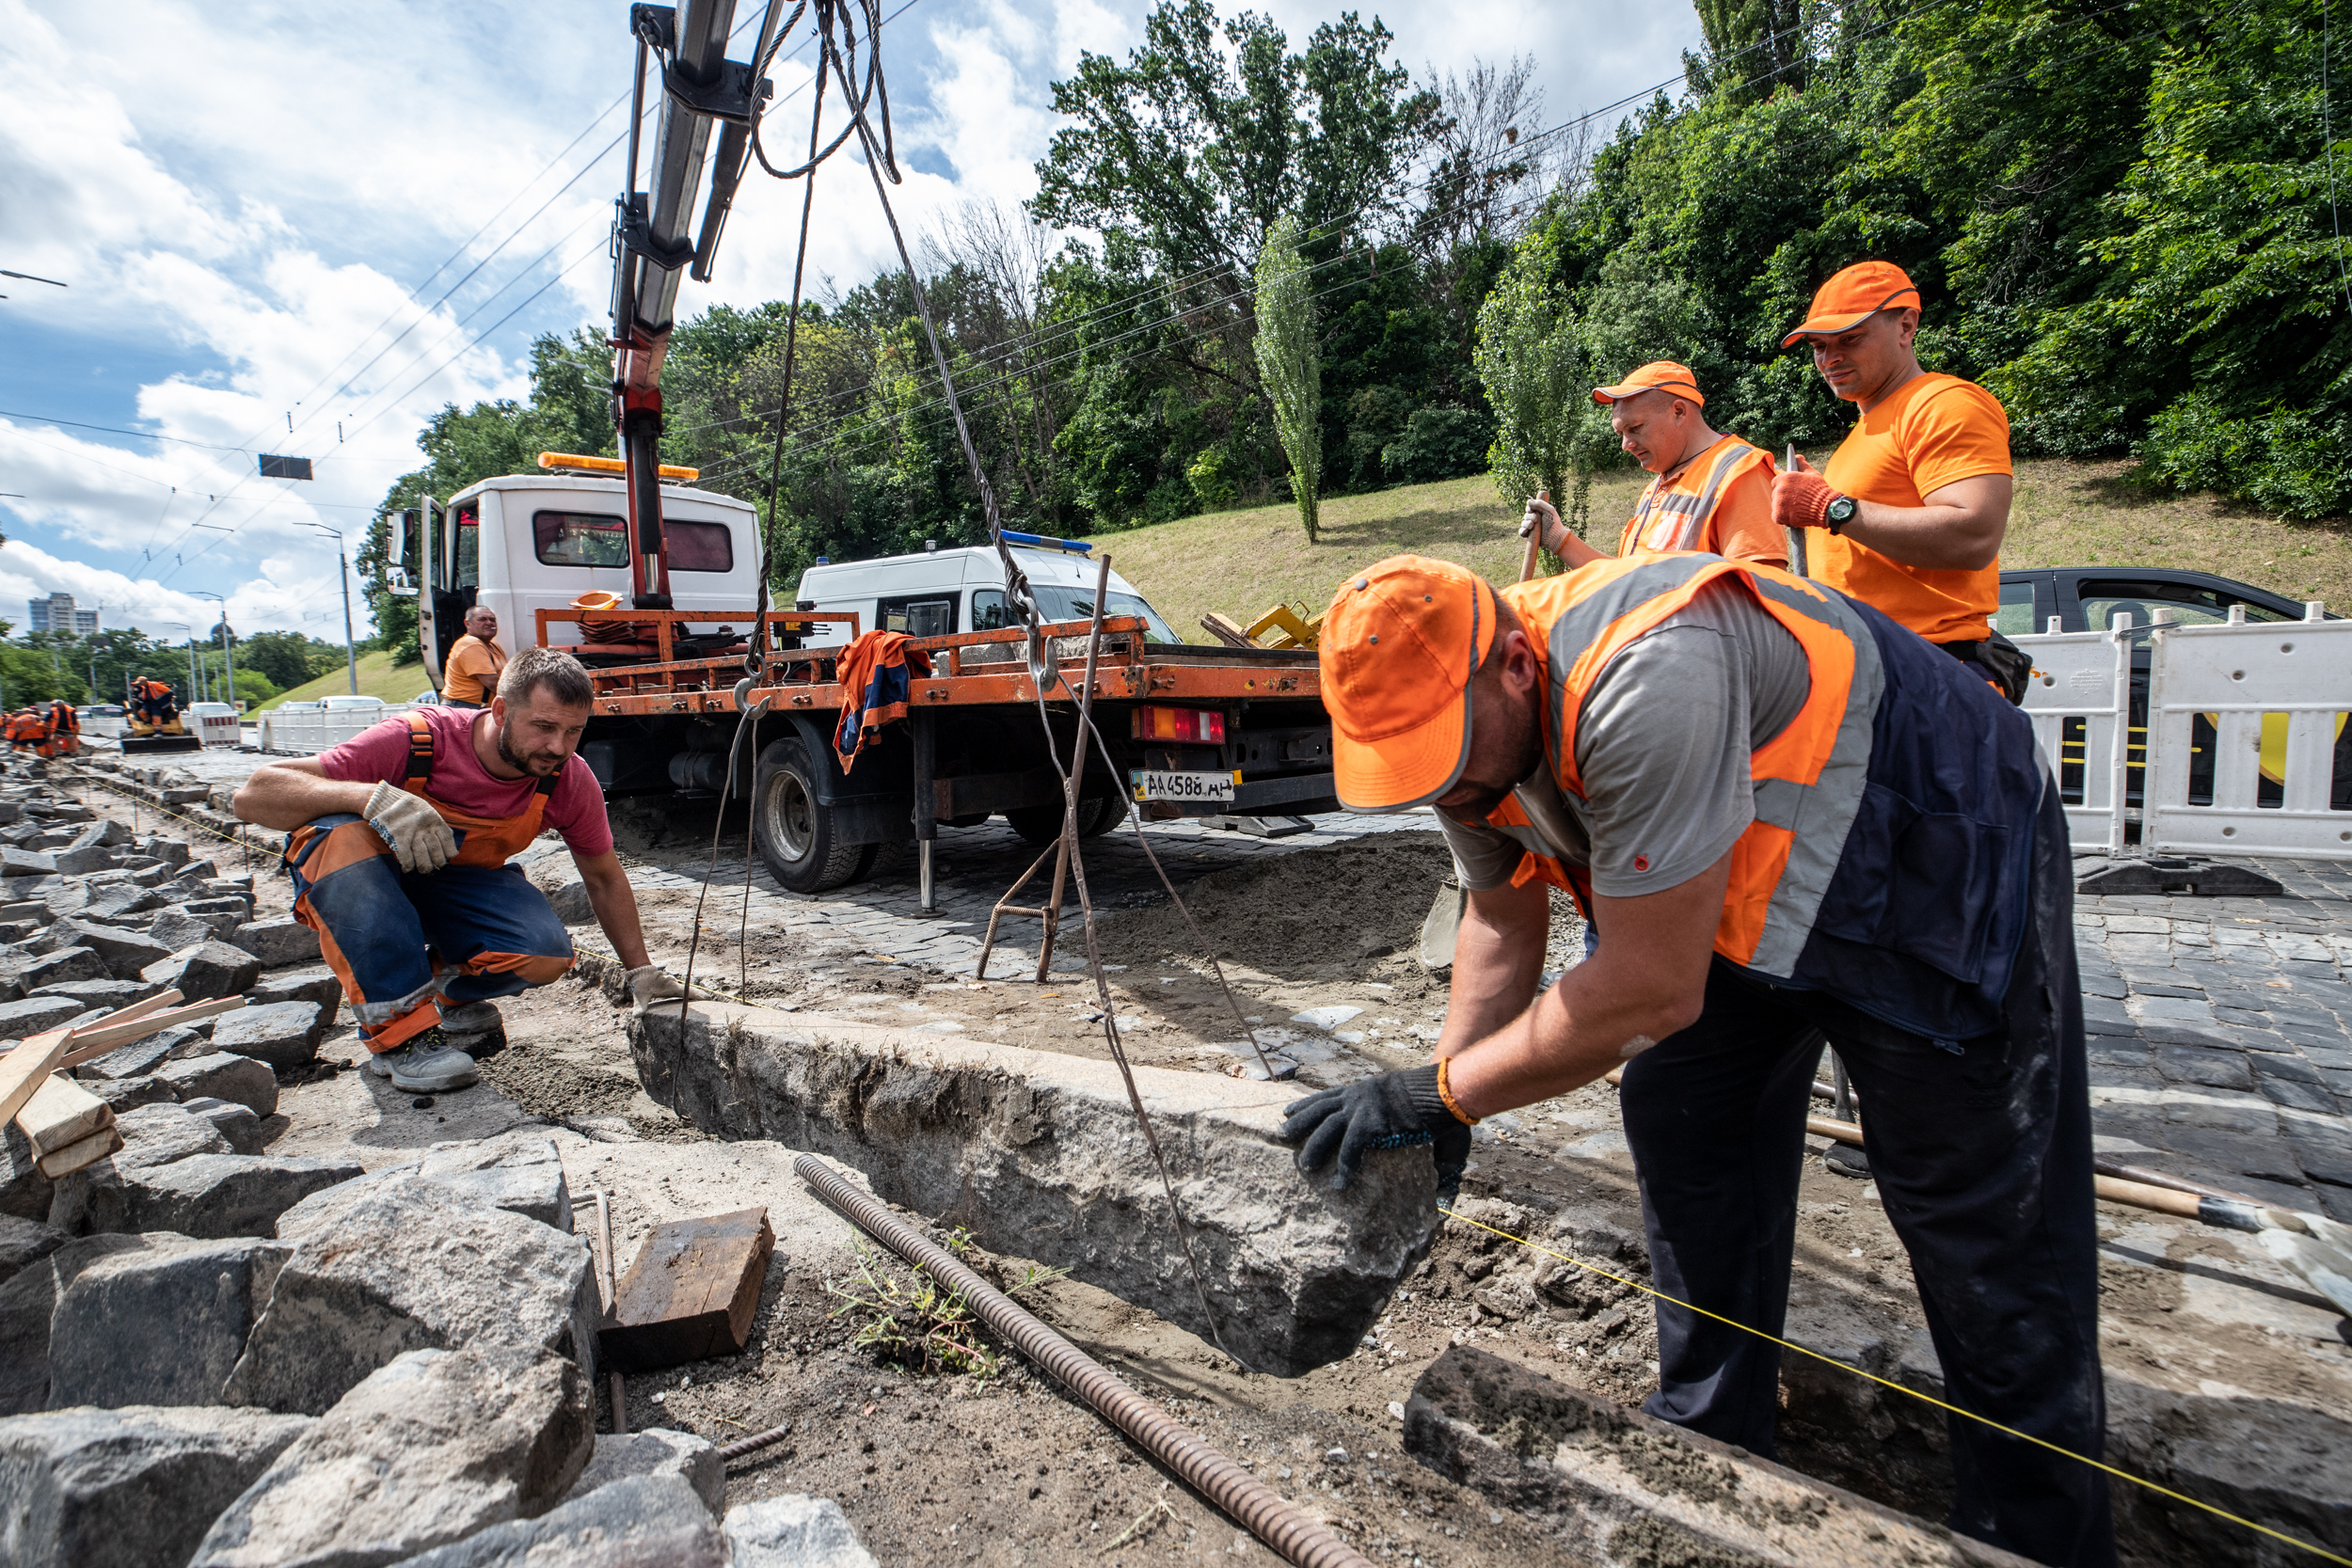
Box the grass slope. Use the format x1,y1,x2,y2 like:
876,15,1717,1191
253,648,431,710
1100,459,2352,641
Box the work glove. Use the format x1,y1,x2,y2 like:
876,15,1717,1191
364,782,456,875
1770,457,1842,532
1279,1064,1475,1204
627,965,707,1013
1518,491,1567,555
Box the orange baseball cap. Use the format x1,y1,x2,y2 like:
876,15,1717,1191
1320,555,1498,812
1591,360,1704,406
1781,260,1923,345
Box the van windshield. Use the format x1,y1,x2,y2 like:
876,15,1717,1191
1025,587,1179,643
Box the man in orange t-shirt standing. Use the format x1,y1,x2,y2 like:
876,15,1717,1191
1519,361,1785,569
440,606,508,709
1771,261,2027,700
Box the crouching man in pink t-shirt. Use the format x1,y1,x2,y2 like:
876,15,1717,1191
233,647,689,1093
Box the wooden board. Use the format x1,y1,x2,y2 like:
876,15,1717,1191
37,1124,122,1179
1,996,245,1071
0,1028,75,1129
598,1206,774,1373
14,1074,113,1158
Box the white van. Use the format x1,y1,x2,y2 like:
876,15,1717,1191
790,535,1181,649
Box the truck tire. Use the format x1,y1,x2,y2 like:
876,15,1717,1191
1005,795,1125,844
753,737,866,893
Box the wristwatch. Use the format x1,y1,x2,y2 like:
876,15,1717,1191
1824,494,1859,534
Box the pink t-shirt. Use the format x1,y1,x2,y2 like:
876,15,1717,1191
317,705,613,858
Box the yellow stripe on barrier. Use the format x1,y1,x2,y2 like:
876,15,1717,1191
1437,1204,2352,1566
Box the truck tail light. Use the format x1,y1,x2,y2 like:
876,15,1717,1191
1134,705,1225,744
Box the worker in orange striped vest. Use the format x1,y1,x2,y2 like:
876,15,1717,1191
1284,553,2109,1568
1518,360,1784,568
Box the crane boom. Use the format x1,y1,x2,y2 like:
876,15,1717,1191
611,0,771,609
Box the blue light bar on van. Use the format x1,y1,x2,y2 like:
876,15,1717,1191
1001,530,1092,554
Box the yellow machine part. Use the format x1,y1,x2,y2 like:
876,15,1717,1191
127,713,187,737
2251,710,2348,785
1242,603,1322,651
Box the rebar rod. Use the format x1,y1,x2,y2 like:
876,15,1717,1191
794,1154,1375,1568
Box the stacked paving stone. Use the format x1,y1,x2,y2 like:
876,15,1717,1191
0,1132,871,1565
0,756,343,1228
0,758,876,1565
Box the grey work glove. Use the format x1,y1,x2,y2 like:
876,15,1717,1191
1279,1064,1474,1204
627,965,707,1013
364,782,456,874
1518,493,1568,555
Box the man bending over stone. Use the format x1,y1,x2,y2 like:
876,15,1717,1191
234,646,690,1092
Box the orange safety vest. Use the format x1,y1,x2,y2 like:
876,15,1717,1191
397,711,554,867
1614,436,1774,557
1485,555,1872,970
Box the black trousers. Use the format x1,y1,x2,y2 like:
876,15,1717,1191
1618,786,2113,1567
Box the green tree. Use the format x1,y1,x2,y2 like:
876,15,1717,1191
1475,229,1607,538
238,630,336,690
1030,2,1438,280
1254,216,1323,542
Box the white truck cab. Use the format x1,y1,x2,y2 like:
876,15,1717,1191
405,473,760,689
791,535,1180,648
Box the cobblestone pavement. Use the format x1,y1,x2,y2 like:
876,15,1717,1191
2074,858,2352,1223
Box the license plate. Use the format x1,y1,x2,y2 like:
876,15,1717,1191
1131,768,1239,803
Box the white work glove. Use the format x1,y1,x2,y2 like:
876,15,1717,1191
627,965,706,1013
1518,491,1567,555
364,782,457,874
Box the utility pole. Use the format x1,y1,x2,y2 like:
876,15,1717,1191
167,623,196,705
196,593,236,712
312,525,358,693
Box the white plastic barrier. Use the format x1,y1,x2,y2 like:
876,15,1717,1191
258,702,405,755
2013,616,2134,856
185,704,242,749
2143,605,2352,862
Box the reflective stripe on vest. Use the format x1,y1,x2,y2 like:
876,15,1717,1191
1616,437,1764,556
1502,552,1883,977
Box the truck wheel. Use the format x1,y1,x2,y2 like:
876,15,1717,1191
753,738,866,893
1005,795,1125,844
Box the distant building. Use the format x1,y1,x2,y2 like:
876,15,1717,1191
25,593,98,636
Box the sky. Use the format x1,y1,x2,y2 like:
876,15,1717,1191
0,0,1705,647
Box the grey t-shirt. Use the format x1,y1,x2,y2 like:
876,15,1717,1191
1439,578,1812,898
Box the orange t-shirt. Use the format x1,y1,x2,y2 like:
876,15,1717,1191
1614,435,1787,565
440,635,507,705
1818,372,2011,644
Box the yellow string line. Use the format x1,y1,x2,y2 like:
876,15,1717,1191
1438,1205,2352,1566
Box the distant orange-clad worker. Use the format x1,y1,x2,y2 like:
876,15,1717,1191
440,606,508,709
1771,261,2026,699
1520,361,1785,568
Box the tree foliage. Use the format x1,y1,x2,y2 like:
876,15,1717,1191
1475,230,1607,535
1254,216,1323,541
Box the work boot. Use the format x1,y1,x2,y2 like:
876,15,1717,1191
364,1028,479,1093
438,1001,501,1035
437,1000,507,1061
1823,1141,1872,1180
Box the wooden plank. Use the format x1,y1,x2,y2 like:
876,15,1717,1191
15,1074,113,1158
0,997,248,1070
0,1028,76,1129
36,1123,122,1179
597,1206,774,1373
102,988,185,1029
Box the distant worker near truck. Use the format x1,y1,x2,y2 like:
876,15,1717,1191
1518,360,1785,570
1771,260,2030,702
440,605,508,708
232,646,694,1093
